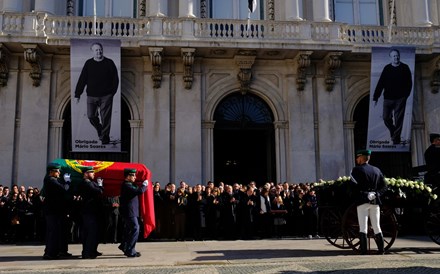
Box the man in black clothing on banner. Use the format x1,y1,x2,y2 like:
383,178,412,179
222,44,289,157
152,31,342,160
75,42,119,145
373,48,412,145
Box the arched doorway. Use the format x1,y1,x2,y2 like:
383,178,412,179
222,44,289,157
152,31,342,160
353,95,411,178
213,92,275,186
62,99,131,162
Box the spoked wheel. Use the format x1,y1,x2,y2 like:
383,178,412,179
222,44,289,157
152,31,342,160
342,203,398,253
425,200,440,245
320,206,351,249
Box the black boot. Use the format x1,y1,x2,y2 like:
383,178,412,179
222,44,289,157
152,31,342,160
375,233,385,255
359,232,367,255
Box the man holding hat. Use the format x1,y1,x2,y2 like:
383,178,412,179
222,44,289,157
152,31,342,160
350,150,387,255
119,168,148,257
42,162,71,260
78,166,104,259
424,133,440,186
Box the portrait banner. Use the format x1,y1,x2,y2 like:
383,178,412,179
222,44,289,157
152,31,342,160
367,47,415,152
70,39,121,152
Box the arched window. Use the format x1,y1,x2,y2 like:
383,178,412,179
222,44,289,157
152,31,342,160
332,0,384,25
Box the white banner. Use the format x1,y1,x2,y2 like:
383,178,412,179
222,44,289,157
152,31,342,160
367,47,415,152
70,39,121,152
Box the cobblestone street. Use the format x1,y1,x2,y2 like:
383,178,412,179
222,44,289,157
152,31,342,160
0,236,439,273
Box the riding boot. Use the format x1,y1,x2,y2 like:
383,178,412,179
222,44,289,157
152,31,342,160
359,232,367,255
375,233,385,255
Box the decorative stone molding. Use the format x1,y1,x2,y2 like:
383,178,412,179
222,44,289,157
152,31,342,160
431,57,440,94
267,0,275,20
235,54,256,95
296,51,313,91
200,0,208,18
149,47,163,89
274,121,289,129
138,0,146,17
324,52,343,92
22,44,42,87
202,121,216,129
389,0,397,26
0,44,10,87
181,48,196,89
67,0,75,16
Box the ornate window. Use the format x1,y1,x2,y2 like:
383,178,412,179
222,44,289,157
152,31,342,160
77,0,137,18
208,0,264,20
331,0,384,25
214,93,273,128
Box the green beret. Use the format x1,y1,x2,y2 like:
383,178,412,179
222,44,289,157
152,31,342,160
124,168,137,177
356,149,371,157
430,133,440,143
81,166,94,173
47,162,61,172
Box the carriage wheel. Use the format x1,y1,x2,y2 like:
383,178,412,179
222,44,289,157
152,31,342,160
342,203,398,253
320,207,351,249
425,201,440,245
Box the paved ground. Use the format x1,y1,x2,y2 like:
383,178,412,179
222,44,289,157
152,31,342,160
0,236,440,273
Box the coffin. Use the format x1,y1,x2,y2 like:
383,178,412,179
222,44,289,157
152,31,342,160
51,158,155,238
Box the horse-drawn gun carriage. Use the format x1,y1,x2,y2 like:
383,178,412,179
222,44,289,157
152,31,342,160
314,176,440,253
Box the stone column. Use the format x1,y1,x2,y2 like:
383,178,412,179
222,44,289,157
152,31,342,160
202,121,215,183
179,0,196,18
34,0,57,14
286,0,303,21
312,0,331,22
129,120,143,163
343,121,356,173
274,121,289,184
3,0,22,12
148,0,168,17
412,0,432,26
48,120,64,161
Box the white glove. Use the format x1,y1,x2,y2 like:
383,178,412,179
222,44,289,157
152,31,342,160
142,180,149,187
97,178,104,187
367,192,376,201
63,173,71,183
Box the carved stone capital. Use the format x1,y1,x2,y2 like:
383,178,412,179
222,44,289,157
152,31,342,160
67,0,75,16
138,0,146,17
431,57,440,94
296,51,312,91
235,54,256,94
149,47,163,89
182,48,196,89
202,120,216,129
324,52,343,92
0,44,10,87
274,121,289,129
22,44,42,87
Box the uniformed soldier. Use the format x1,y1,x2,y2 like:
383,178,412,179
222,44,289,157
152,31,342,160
42,162,71,260
78,166,104,259
118,168,148,257
350,150,387,255
424,133,440,187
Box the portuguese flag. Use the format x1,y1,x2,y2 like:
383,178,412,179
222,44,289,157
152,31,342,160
52,158,155,238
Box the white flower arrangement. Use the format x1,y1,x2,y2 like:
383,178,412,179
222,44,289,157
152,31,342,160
311,176,437,203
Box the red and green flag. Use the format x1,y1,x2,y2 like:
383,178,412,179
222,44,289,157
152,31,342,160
52,158,155,238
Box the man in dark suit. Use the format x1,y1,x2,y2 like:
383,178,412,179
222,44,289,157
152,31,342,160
78,166,103,259
119,168,148,257
42,163,71,260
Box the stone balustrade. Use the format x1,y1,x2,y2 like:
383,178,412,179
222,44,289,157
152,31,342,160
1,11,440,50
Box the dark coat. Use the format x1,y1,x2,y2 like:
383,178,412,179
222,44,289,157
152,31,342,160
351,163,387,206
119,181,146,218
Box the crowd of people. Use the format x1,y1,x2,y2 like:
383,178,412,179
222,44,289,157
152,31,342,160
0,180,320,245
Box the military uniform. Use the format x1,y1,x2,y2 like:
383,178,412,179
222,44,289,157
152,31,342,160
351,150,387,255
78,166,103,259
42,163,70,260
119,168,147,257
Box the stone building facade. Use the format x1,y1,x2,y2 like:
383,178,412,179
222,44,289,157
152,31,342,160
0,0,439,188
